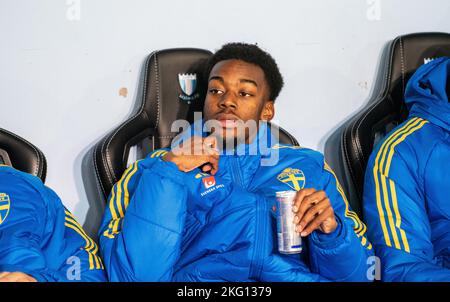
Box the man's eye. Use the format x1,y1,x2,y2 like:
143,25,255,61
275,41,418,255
239,91,253,97
209,89,223,95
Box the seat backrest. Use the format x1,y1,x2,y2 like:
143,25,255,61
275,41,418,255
0,128,47,182
340,32,450,216
93,48,300,200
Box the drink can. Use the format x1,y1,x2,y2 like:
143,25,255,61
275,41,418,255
276,190,302,254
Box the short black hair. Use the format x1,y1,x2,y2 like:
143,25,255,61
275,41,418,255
204,42,284,101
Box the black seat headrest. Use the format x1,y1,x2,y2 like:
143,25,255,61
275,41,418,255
0,149,12,166
340,32,450,215
94,48,300,200
0,128,47,182
385,32,450,119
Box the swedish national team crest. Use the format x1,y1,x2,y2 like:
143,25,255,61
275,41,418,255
178,73,199,104
277,168,306,191
0,193,11,225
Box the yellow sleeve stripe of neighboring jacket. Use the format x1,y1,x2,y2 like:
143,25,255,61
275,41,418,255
64,210,104,270
103,159,142,239
150,150,168,158
372,117,428,253
324,162,371,250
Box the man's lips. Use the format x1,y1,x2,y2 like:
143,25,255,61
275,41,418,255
214,114,240,128
218,119,238,128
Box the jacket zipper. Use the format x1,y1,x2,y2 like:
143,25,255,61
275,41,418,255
249,194,268,280
231,156,267,280
231,156,244,187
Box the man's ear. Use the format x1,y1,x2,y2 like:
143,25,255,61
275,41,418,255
260,101,275,121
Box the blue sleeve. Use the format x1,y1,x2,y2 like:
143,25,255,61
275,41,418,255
0,181,49,280
1,218,106,282
0,178,105,282
98,149,189,281
59,208,106,282
363,146,450,281
307,161,374,282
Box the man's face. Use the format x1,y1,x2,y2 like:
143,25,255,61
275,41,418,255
203,59,274,145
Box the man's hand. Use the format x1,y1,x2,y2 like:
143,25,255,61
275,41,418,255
0,272,37,282
292,188,338,237
163,136,220,174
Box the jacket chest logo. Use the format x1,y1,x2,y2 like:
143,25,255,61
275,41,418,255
202,176,216,189
277,168,306,191
196,174,225,197
0,193,11,225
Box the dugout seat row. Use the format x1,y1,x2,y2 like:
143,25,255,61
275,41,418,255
2,32,449,234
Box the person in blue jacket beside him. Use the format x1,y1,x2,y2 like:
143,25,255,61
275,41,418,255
363,56,450,281
99,42,374,282
0,163,106,282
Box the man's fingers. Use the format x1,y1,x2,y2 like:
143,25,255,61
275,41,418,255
293,188,316,212
179,136,204,156
294,190,327,221
208,156,219,175
201,164,212,172
0,276,14,282
295,198,329,233
187,137,218,157
201,155,219,173
0,272,36,282
0,272,11,282
203,136,218,151
299,206,334,237
197,154,219,174
203,139,220,158
205,145,220,157
167,135,220,174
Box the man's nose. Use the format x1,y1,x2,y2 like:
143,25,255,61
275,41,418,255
218,92,237,110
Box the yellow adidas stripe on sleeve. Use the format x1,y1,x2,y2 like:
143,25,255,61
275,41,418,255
65,210,104,270
372,117,427,253
324,162,371,249
103,159,142,239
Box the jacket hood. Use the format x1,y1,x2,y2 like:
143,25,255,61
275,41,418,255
405,56,450,131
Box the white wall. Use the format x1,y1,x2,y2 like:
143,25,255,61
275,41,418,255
1,0,449,225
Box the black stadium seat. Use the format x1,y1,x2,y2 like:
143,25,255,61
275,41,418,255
0,127,47,182
93,48,300,201
325,32,450,218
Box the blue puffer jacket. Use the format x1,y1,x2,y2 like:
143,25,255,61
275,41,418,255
0,165,106,281
99,122,373,281
363,57,450,281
